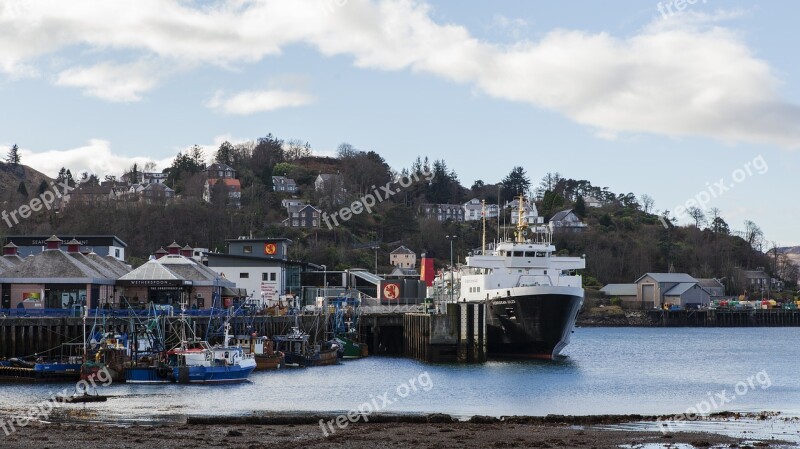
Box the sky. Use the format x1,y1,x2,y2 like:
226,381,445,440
1,0,799,245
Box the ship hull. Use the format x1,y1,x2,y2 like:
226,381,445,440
485,287,583,359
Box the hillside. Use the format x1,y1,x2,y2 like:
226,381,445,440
0,162,55,210
3,136,793,293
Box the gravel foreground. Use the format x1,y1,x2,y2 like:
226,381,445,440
0,416,795,449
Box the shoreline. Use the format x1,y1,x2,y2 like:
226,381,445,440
1,411,797,448
1,410,797,448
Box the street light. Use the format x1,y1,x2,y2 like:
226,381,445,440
446,235,457,303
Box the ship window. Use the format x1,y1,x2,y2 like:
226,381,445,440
524,252,535,257
536,252,546,257
513,251,523,257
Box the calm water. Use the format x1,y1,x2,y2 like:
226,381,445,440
2,327,799,422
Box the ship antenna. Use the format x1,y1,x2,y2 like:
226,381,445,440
481,199,486,254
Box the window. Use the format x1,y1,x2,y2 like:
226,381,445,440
270,273,276,281
240,273,249,279
243,245,252,254
115,249,120,258
513,251,524,257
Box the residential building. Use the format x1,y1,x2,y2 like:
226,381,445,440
283,204,321,228
205,163,237,179
314,173,343,191
390,246,416,269
463,198,499,221
203,178,242,207
141,182,176,204
584,196,603,208
272,176,298,193
548,209,587,233
281,198,305,209
141,172,168,184
420,203,465,222
506,199,544,225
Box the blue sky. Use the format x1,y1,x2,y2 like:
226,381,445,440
1,0,798,245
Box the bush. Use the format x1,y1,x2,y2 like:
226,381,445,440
610,297,622,306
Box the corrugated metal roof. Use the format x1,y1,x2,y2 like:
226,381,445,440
636,273,697,283
664,282,697,296
600,284,637,296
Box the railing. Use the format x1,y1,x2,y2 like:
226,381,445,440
0,308,249,318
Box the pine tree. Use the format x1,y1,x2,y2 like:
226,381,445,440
6,144,20,165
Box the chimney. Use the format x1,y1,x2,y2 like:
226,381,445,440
167,241,181,255
66,238,81,254
45,235,62,251
154,247,168,260
180,244,193,258
3,242,18,256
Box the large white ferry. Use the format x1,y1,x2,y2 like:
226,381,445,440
458,197,585,358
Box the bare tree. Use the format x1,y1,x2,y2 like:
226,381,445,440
743,220,764,251
687,207,706,228
641,194,654,214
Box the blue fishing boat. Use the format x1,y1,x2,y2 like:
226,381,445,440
166,308,256,384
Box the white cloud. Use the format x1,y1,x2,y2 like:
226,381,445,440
13,135,255,178
207,89,314,115
16,140,172,178
2,0,799,147
55,60,163,102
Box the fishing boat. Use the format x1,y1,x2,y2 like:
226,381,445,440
236,334,284,370
166,306,256,384
0,356,83,382
330,295,368,359
272,318,338,367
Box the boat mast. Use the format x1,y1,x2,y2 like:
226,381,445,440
481,199,486,254
514,195,529,244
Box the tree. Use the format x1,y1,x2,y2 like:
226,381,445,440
501,166,531,202
17,181,28,197
215,141,234,166
535,172,562,199
641,194,654,214
743,220,764,251
574,195,586,218
6,144,20,165
687,207,706,228
710,216,730,235
37,180,48,196
284,139,312,160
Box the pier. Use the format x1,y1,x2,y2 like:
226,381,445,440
647,308,800,327
402,303,487,363
0,306,488,362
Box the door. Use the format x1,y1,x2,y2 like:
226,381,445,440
642,284,655,308
1,285,9,309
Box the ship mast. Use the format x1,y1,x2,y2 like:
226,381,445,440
514,195,529,244
481,199,486,254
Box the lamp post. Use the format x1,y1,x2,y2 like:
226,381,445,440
446,235,457,303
